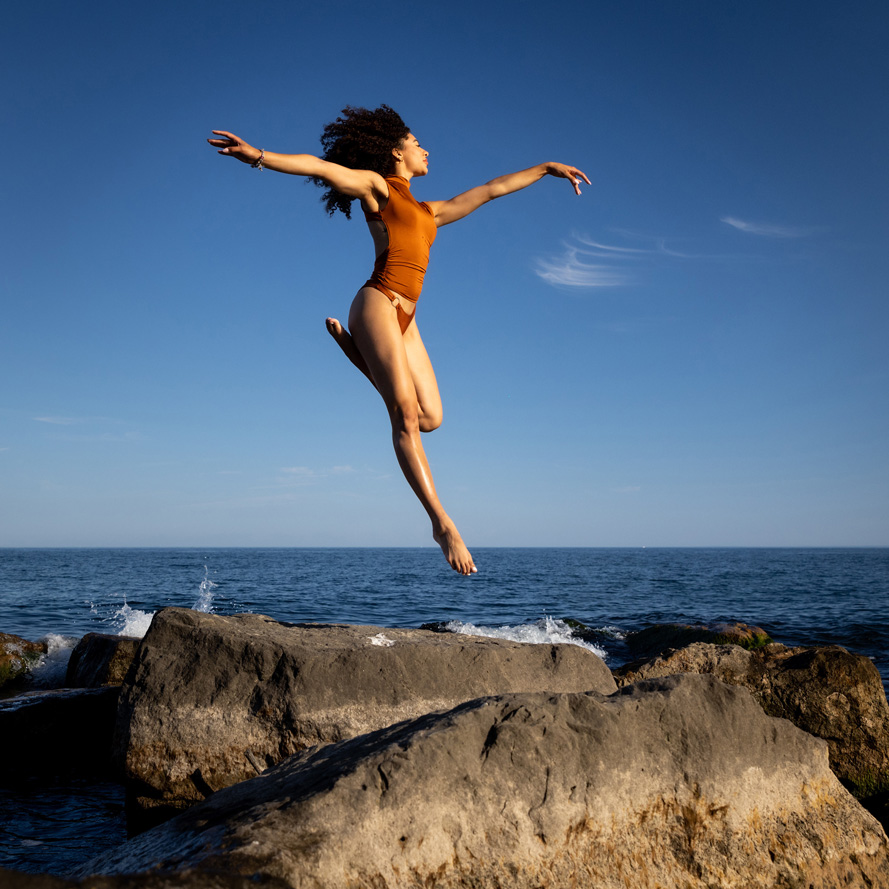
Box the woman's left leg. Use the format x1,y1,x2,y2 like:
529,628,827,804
401,320,443,433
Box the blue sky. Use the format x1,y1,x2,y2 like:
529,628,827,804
2,0,887,547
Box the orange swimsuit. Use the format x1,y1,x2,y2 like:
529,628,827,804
363,176,437,333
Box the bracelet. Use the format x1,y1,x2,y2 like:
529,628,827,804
251,149,265,171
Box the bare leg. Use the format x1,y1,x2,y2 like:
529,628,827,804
347,288,476,575
326,317,375,387
328,314,443,434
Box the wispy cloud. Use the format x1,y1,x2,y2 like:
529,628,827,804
534,232,715,289
33,416,85,425
534,254,629,287
276,465,355,486
32,415,138,442
720,217,818,238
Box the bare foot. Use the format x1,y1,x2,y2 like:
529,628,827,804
325,317,374,384
433,524,477,575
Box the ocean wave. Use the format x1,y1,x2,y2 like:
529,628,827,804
445,617,609,660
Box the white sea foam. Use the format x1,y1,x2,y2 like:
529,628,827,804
112,602,155,639
445,617,609,660
29,633,80,687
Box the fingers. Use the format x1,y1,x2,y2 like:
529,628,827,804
548,163,591,195
207,130,241,155
565,165,591,195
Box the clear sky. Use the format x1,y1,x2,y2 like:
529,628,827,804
2,0,887,548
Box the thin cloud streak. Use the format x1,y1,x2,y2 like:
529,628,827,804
33,416,84,425
534,232,709,288
534,252,630,287
720,217,817,238
276,465,356,486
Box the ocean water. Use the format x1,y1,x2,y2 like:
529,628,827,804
1,546,887,875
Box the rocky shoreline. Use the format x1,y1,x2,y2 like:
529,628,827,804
1,610,888,888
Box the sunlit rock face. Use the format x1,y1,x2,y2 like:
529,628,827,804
84,674,889,888
113,607,616,828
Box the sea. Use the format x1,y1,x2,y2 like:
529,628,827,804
1,546,887,877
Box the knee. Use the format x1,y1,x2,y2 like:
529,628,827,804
419,408,443,433
389,401,421,436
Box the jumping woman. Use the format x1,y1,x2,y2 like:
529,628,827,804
208,105,589,576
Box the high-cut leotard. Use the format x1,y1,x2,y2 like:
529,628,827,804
363,176,437,333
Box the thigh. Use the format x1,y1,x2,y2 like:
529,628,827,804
402,320,443,428
348,288,417,412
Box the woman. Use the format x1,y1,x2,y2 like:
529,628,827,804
208,105,589,575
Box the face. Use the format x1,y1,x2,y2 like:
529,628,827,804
394,133,429,176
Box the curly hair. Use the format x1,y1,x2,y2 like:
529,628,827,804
310,104,410,219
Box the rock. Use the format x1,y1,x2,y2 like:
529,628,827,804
0,686,120,779
65,633,140,688
614,641,889,827
83,674,889,888
0,632,47,690
625,621,772,659
114,608,617,829
615,640,763,688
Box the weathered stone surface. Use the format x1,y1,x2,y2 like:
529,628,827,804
84,675,889,888
614,641,889,821
0,632,47,690
65,633,140,689
0,686,120,779
114,608,617,827
625,621,772,659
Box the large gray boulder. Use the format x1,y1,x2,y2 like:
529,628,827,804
85,674,889,888
114,608,616,828
613,642,889,814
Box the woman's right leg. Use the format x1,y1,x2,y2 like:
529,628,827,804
328,312,442,433
347,288,476,575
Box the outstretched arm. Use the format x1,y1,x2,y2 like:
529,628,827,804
426,163,590,227
207,130,387,205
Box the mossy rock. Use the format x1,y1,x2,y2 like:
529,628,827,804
626,622,772,659
0,632,47,690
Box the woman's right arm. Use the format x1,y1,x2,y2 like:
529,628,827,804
207,130,386,203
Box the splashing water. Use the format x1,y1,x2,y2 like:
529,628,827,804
26,634,81,688
193,566,217,613
111,602,155,638
98,565,218,640
446,616,609,660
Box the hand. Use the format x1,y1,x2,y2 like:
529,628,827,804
546,162,591,195
207,130,261,166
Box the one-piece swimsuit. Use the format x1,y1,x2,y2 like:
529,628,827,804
363,176,437,333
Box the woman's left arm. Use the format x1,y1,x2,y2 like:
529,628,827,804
427,162,590,227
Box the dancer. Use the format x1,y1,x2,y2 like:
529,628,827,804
208,105,589,575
